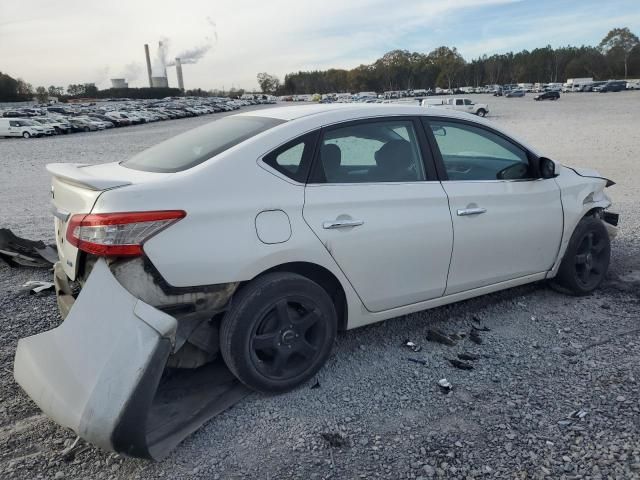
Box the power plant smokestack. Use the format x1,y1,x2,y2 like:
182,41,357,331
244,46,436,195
175,58,185,91
144,44,152,87
159,41,167,79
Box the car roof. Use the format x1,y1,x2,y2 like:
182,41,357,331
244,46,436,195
238,103,477,122
237,103,540,157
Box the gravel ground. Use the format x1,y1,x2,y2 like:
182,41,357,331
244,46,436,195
1,94,639,480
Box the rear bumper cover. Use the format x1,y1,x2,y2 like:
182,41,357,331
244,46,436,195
14,258,248,459
14,259,176,455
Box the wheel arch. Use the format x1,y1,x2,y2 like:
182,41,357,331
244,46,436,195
243,261,349,331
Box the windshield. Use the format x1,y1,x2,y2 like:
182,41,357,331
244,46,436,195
122,116,284,173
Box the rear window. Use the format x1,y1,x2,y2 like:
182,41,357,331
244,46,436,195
122,116,284,173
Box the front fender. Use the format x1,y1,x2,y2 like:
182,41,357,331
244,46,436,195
547,166,614,278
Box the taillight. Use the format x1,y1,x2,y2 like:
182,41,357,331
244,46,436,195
66,210,186,257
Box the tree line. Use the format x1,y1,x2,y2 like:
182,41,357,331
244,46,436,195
264,27,640,95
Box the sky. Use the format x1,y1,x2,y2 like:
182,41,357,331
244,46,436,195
1,0,639,91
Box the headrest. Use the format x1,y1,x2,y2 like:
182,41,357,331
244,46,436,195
321,144,342,174
375,140,412,170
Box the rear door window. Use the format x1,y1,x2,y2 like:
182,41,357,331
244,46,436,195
122,116,284,172
309,120,425,183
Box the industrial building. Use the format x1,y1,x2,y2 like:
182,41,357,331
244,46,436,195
110,78,128,89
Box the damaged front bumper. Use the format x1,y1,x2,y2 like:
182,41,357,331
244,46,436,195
14,258,248,459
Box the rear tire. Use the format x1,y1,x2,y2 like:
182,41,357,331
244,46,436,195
476,109,486,117
220,272,337,393
551,216,610,295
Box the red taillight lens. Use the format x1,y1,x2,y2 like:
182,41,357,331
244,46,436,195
66,210,186,257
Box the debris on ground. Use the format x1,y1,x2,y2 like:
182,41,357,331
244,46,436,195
426,328,456,346
403,339,422,352
469,329,483,344
458,352,480,362
568,409,588,420
438,378,453,394
447,358,474,370
0,228,57,268
407,357,428,366
471,316,491,331
310,379,321,389
22,280,55,295
321,432,348,448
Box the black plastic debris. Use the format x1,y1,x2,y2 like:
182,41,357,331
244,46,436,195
404,339,422,352
438,378,453,394
407,357,428,366
310,379,321,389
22,280,55,295
321,432,348,448
0,228,58,268
447,358,474,370
458,353,480,362
426,328,456,346
469,330,483,345
471,316,491,331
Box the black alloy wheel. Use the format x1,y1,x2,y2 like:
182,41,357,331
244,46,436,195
552,216,610,295
249,298,328,381
220,272,337,393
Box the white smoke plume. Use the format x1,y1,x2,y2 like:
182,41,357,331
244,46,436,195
120,62,142,82
166,17,217,66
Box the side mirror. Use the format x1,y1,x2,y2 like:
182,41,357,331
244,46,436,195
539,157,557,178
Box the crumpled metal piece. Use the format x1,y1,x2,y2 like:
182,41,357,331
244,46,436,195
22,280,55,294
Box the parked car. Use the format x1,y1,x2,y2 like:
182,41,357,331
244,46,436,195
40,117,72,134
534,91,560,101
68,117,98,132
0,118,43,138
14,104,618,458
423,97,489,116
595,80,626,92
31,118,57,135
505,89,525,98
583,81,606,92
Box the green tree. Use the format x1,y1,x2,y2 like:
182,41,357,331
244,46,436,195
47,85,64,98
599,27,640,78
256,72,280,94
35,86,48,103
429,46,465,89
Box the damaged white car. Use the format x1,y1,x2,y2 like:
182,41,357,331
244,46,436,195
14,104,618,459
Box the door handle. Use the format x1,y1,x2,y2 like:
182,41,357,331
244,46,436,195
322,219,364,229
457,207,487,216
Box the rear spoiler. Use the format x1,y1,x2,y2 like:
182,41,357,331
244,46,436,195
46,163,131,191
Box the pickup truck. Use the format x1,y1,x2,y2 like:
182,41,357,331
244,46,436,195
421,97,489,117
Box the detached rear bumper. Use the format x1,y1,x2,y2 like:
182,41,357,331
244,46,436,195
14,259,177,456
14,258,248,459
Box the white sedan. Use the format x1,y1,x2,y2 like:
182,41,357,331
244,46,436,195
14,104,618,458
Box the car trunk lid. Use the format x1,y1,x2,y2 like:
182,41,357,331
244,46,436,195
48,163,132,280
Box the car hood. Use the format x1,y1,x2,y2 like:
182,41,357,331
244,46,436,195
565,165,615,187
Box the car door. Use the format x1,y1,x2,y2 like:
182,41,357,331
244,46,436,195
463,99,476,113
423,117,563,295
303,118,453,312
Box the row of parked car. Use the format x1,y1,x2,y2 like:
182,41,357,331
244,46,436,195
0,97,254,139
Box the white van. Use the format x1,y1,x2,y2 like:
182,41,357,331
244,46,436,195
0,118,44,138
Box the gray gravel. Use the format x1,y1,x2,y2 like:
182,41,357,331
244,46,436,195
1,94,640,479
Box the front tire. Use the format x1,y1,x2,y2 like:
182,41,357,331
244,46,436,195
552,216,610,295
22,131,31,138
220,272,337,393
